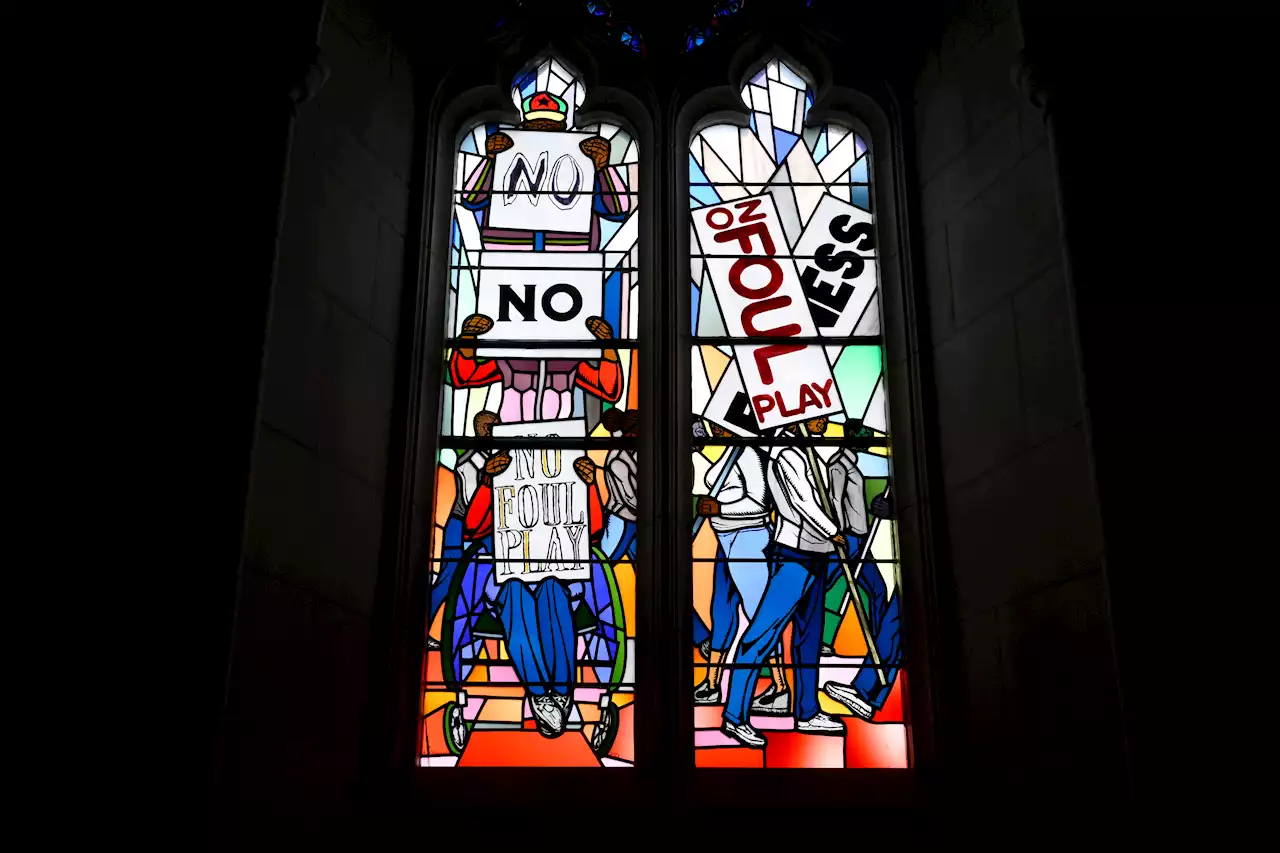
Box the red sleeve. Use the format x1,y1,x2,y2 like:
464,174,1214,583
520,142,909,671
450,349,503,388
575,358,623,403
464,474,494,539
588,483,604,545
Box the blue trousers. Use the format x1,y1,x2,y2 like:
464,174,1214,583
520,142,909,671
840,547,902,709
724,543,829,725
602,514,637,564
790,535,864,719
494,577,575,697
693,613,711,647
428,516,466,622
709,525,772,652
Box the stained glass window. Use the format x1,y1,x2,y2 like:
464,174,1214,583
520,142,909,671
421,57,641,767
688,57,907,768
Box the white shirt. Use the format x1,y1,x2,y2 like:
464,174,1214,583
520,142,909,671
604,449,638,521
705,446,768,532
767,447,839,552
449,449,490,519
828,448,869,536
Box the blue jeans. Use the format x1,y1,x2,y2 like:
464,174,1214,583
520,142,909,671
494,577,575,697
709,525,772,652
602,514,637,564
838,545,902,709
789,534,866,717
693,613,711,646
428,516,466,622
723,543,829,725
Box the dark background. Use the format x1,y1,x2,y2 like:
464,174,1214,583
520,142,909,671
190,0,1186,837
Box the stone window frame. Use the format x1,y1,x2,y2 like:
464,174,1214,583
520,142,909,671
370,20,947,811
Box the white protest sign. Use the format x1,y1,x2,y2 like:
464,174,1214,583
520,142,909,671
489,130,595,234
489,419,591,584
792,194,878,336
702,358,761,437
475,252,604,358
692,194,845,429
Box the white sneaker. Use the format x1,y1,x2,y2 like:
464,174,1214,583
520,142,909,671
821,681,875,721
721,720,767,748
797,712,846,735
531,695,565,736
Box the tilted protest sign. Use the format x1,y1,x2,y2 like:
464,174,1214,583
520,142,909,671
475,252,605,359
489,420,591,583
692,193,845,430
702,357,761,437
792,193,878,337
489,130,595,234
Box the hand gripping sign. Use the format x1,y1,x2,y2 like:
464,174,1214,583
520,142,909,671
693,194,845,430
489,419,591,583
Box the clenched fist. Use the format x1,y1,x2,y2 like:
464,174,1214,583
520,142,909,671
579,136,610,171
458,313,493,359
486,132,514,157
485,451,512,476
585,316,619,362
696,496,721,517
573,456,596,485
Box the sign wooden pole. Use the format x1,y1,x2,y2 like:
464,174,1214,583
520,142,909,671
798,423,886,687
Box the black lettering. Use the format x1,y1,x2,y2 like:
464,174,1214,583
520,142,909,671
829,214,875,253
815,241,864,279
800,265,853,328
498,284,537,321
541,283,583,321
503,152,547,205
549,154,583,208
726,392,761,435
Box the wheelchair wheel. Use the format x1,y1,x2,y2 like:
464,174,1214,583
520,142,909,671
441,542,494,689
590,702,619,758
442,701,469,756
582,547,628,686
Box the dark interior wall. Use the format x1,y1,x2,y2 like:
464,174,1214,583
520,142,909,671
911,0,1128,800
213,0,415,811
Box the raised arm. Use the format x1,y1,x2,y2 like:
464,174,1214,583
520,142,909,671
460,132,513,210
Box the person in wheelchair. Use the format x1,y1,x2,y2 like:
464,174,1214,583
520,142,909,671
463,451,607,738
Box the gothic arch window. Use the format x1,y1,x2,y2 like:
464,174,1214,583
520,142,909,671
687,55,907,768
419,55,642,767
399,4,933,795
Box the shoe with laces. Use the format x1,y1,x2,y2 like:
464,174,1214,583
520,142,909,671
693,679,721,705
721,720,767,748
531,695,565,737
821,681,876,721
797,712,846,735
750,687,792,716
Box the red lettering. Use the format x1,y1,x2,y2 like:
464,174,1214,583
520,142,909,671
729,257,784,299
812,378,834,407
734,198,766,222
752,394,776,422
742,296,801,336
777,391,805,418
798,383,821,411
706,207,734,230
713,222,777,255
753,343,804,384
